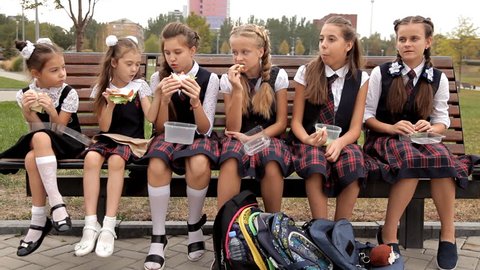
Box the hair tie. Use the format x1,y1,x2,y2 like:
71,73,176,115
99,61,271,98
20,40,35,60
36,37,53,45
106,35,118,47
126,35,138,45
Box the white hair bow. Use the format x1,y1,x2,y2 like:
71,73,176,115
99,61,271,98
20,40,35,60
126,35,138,44
106,35,118,47
36,37,53,45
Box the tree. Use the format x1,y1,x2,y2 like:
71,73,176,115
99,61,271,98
220,40,230,54
144,14,182,40
186,13,211,54
278,40,290,55
295,38,305,55
22,0,99,52
144,34,160,53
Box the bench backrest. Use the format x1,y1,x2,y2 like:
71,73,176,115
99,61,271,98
69,53,464,155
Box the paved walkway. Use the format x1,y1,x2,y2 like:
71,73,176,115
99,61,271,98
1,233,480,270
0,69,28,102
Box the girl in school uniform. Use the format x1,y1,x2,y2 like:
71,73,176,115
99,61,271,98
142,22,219,270
364,16,478,270
74,35,153,258
289,16,368,221
216,24,291,213
0,38,85,256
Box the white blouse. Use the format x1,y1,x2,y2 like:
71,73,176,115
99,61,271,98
219,67,289,93
16,80,79,113
364,61,450,128
294,64,369,113
150,61,220,136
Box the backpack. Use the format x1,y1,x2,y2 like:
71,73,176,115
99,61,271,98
211,190,270,270
256,212,333,270
305,219,371,270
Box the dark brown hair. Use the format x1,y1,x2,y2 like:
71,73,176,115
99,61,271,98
304,16,363,105
15,40,63,72
387,16,434,118
230,24,274,118
93,37,141,116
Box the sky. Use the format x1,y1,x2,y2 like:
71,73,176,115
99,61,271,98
1,0,479,39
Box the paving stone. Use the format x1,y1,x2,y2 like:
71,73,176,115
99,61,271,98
0,256,31,269
405,257,430,270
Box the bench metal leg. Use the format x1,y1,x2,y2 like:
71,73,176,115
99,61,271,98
96,178,107,225
399,198,424,249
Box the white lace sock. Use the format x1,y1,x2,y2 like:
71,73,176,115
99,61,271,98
35,156,67,222
95,216,117,257
145,184,170,269
187,185,208,259
80,215,99,244
24,206,47,243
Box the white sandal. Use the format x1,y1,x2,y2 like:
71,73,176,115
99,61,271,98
95,227,117,257
74,222,101,257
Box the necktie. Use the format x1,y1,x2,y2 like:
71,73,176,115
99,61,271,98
248,78,257,96
318,74,338,124
405,69,416,95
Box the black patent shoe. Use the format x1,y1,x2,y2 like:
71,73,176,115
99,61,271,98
50,203,72,232
144,234,168,270
17,217,52,256
187,214,207,261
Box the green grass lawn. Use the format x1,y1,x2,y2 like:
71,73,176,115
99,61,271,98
0,76,28,89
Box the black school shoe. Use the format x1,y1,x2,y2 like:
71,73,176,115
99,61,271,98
437,241,458,270
50,203,72,232
17,217,52,256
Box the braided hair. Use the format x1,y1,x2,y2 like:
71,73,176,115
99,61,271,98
230,24,274,118
387,16,435,119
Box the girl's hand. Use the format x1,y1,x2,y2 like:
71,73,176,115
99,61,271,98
160,76,182,103
391,120,415,135
102,88,116,105
36,93,54,114
225,130,251,143
414,119,432,132
180,77,201,107
325,139,344,162
227,64,243,89
304,128,328,147
21,92,38,113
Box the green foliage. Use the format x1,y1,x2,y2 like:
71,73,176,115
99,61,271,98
186,13,212,54
278,40,290,55
295,39,305,55
11,56,24,72
144,34,160,53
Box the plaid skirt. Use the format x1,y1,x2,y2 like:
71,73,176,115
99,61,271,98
140,134,220,175
218,136,293,179
363,135,479,188
86,136,135,162
291,142,365,196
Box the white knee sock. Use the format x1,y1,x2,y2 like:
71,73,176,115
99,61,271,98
187,186,208,259
24,206,47,243
146,184,170,263
35,156,67,222
96,216,116,253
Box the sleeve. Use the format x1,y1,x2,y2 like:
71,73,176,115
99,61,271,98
150,71,160,95
16,89,24,108
274,68,289,91
360,71,370,88
90,85,99,99
293,65,307,86
138,80,153,99
60,88,79,113
430,73,450,128
201,73,220,136
364,66,382,122
219,74,232,94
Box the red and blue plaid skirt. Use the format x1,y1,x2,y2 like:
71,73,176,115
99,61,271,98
363,135,478,188
218,136,293,179
141,134,220,175
291,142,365,196
86,139,134,162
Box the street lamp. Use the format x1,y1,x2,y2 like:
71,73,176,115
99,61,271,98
35,0,39,41
290,37,295,56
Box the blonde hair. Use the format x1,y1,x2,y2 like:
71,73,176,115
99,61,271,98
304,16,363,105
93,37,141,116
230,24,274,118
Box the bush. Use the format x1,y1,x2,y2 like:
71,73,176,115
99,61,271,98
11,56,23,72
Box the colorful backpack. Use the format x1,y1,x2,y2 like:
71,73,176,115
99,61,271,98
255,212,333,270
211,190,270,270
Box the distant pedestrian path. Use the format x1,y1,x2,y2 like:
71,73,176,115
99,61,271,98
0,69,28,82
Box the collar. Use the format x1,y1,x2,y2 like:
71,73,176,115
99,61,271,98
325,64,349,78
402,59,426,78
183,61,200,77
29,79,66,93
109,79,142,92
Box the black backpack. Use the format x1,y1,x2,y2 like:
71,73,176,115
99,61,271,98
211,190,267,270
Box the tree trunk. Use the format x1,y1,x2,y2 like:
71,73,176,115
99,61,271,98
76,28,84,52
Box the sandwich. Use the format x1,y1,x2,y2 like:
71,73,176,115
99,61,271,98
171,73,196,94
108,88,137,104
24,89,44,113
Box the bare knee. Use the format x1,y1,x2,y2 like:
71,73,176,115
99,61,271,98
148,158,171,186
186,155,210,178
84,151,104,170
31,132,51,149
107,155,126,170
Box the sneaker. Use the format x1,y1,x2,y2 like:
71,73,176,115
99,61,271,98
437,241,458,270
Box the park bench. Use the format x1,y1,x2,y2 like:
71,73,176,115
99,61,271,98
0,52,479,249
